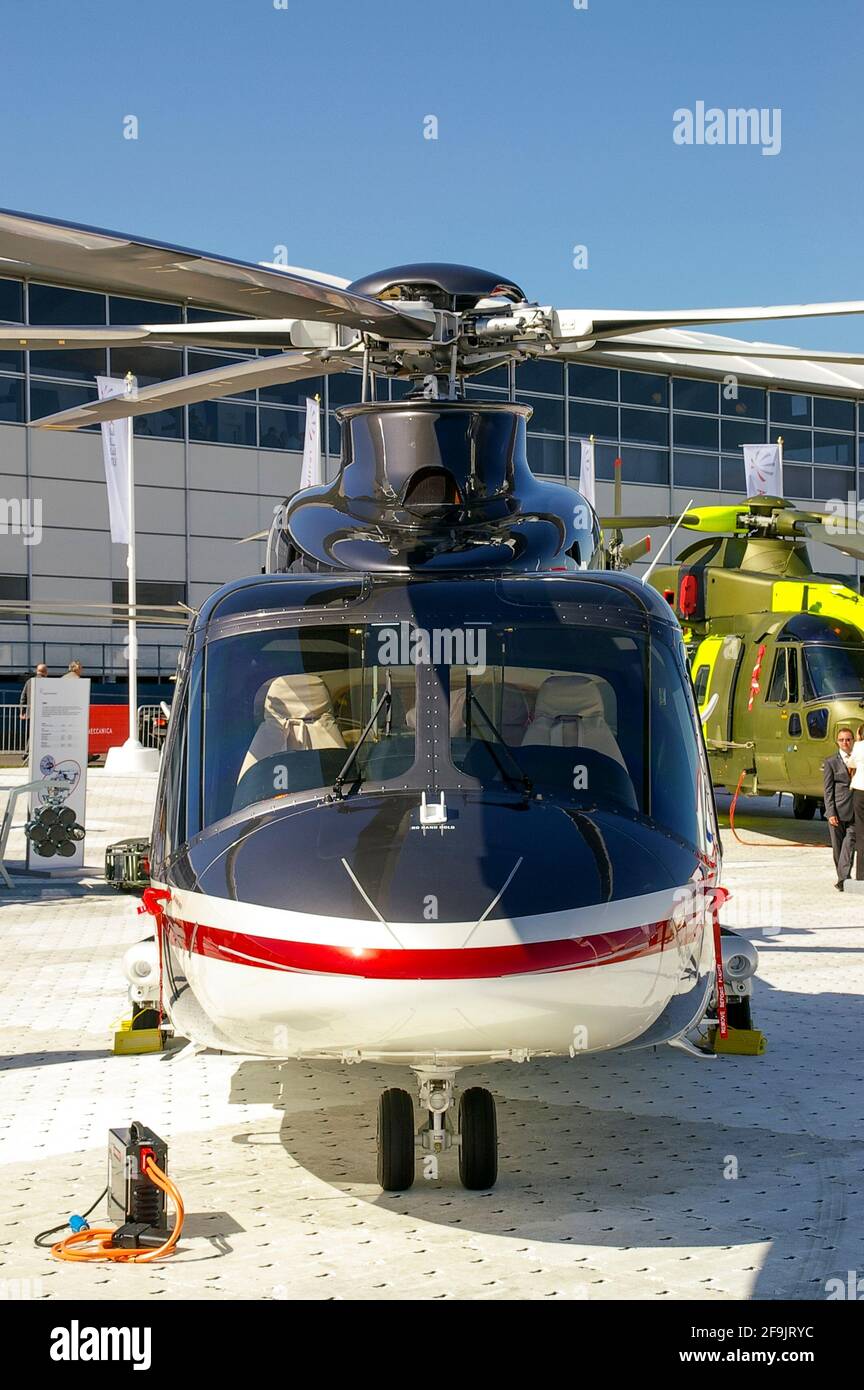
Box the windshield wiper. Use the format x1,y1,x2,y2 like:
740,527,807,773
330,669,392,800
465,676,533,797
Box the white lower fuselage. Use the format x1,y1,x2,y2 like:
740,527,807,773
157,880,717,1065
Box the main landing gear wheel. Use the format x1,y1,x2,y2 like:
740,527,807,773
458,1087,498,1190
377,1088,415,1191
792,794,818,820
726,995,753,1030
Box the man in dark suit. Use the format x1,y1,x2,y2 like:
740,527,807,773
824,727,856,890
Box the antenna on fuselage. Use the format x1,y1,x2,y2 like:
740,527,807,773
641,498,695,586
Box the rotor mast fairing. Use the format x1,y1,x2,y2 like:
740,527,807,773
282,400,600,574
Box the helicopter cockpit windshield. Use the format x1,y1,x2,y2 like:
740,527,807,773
206,626,418,818
199,603,706,852
778,613,864,700
802,644,864,700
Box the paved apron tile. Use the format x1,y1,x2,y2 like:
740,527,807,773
0,774,861,1300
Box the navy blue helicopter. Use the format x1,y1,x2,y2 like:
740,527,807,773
1,217,811,1188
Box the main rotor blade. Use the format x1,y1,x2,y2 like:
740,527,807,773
612,456,622,519
552,300,864,344
0,600,189,625
600,514,679,529
10,600,191,611
620,536,652,566
259,262,351,289
0,318,339,352
594,332,864,367
35,349,355,429
801,520,864,563
601,506,741,533
0,207,433,339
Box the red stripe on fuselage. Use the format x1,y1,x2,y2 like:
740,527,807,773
162,913,698,981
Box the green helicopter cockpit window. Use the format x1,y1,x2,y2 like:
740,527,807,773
801,643,864,701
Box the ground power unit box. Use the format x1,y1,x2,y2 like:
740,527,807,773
107,1122,170,1248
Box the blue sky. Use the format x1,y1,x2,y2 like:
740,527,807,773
2,0,863,348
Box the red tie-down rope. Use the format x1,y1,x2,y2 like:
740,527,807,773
707,886,730,1039
747,643,766,712
729,769,827,849
138,887,171,1027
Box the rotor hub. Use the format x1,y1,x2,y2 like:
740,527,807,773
347,262,526,313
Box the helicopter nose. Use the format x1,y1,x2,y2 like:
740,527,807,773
194,794,699,926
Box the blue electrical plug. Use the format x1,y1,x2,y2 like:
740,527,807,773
69,1215,90,1233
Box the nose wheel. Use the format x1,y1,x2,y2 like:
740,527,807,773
458,1086,498,1190
377,1088,415,1191
375,1071,498,1191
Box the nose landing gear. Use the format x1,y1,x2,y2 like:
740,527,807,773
375,1069,498,1192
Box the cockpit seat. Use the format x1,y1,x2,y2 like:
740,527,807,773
239,673,346,779
404,683,532,744
449,684,532,744
521,674,626,767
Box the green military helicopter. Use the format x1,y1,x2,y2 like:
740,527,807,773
603,484,864,817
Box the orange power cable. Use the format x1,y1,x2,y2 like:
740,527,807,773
727,770,827,849
51,1158,184,1264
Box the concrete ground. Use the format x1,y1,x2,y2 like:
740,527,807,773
0,772,861,1301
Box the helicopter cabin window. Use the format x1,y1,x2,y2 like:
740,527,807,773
202,624,417,824
767,651,786,703
649,639,704,851
788,651,799,703
767,648,799,704
692,664,710,705
160,685,188,858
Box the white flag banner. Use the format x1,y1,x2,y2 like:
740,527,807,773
578,437,596,509
96,376,135,544
742,443,782,498
300,396,322,490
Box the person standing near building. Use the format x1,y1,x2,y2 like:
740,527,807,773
20,661,48,709
824,727,856,890
62,660,83,678
18,662,48,763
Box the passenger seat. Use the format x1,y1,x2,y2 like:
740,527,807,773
520,674,626,767
239,673,346,778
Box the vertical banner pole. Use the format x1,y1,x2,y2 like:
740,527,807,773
579,435,596,510
301,395,323,491
101,374,160,773
125,373,138,749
